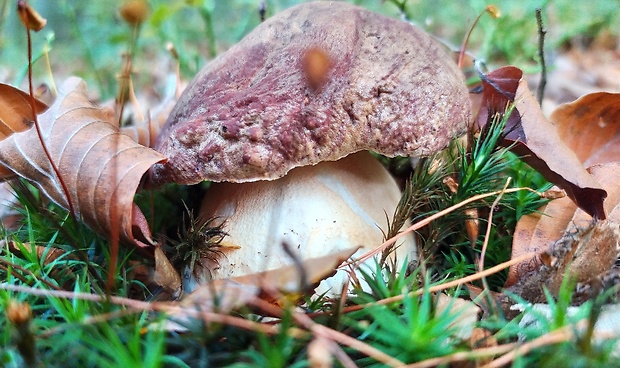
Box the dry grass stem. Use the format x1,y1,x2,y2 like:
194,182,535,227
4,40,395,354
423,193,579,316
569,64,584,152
343,187,542,269
479,178,511,273
250,297,406,367
341,251,537,314
403,342,519,368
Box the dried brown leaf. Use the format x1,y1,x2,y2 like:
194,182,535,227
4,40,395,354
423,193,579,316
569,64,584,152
180,278,259,312
0,181,20,230
177,247,359,317
477,66,607,219
0,84,48,179
0,78,166,247
506,219,620,303
154,246,182,295
434,293,480,341
541,49,620,108
231,246,359,294
550,92,620,166
0,83,47,140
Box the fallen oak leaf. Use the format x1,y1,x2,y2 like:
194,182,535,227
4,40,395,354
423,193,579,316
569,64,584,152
0,77,166,247
477,66,607,219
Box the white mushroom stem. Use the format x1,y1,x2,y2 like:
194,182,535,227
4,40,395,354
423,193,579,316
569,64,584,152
189,151,417,295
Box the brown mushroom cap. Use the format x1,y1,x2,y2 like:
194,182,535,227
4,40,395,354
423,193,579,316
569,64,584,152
150,2,471,185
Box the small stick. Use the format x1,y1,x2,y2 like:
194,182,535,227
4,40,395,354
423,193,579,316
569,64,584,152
535,8,547,105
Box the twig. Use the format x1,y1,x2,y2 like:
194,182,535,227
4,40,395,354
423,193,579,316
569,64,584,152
311,323,404,367
536,8,547,105
39,308,140,338
326,339,358,368
482,322,620,368
0,263,31,285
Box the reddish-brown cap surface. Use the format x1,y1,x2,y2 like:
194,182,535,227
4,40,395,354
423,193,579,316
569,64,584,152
150,2,471,185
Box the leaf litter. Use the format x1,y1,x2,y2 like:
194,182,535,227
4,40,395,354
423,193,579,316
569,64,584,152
2,2,620,366
0,77,166,247
505,91,620,303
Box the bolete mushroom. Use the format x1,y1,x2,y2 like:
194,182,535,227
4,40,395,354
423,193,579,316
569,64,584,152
149,2,471,293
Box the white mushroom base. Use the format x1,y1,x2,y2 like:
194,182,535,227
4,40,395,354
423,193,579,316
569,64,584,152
188,151,417,296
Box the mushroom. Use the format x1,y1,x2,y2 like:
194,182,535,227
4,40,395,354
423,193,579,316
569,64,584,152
149,2,471,293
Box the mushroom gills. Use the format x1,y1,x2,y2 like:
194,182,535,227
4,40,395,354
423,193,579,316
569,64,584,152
188,151,417,295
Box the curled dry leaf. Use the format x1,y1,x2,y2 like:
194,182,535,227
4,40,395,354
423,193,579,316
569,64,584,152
0,78,166,247
0,83,48,178
153,246,182,296
0,83,48,139
156,278,259,333
476,66,607,219
7,239,77,265
541,48,620,110
0,182,20,229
